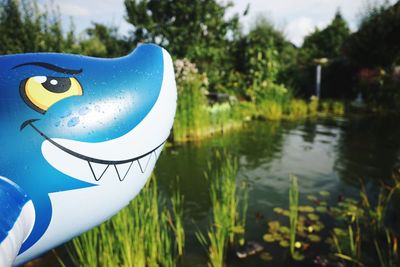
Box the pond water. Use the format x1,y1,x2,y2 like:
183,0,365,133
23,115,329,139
155,115,400,266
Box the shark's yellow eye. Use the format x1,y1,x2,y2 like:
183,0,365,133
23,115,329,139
20,76,83,113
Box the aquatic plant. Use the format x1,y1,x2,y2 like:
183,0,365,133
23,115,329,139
197,151,248,267
170,187,185,256
173,59,210,142
287,99,308,120
320,100,331,115
289,175,300,260
259,99,283,120
66,175,184,267
332,101,345,115
308,96,319,116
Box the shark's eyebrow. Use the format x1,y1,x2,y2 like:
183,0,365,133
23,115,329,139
12,62,83,75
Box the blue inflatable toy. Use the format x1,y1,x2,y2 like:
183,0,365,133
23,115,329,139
0,44,177,266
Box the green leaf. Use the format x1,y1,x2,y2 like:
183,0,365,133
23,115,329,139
316,206,327,213
231,225,245,234
307,213,320,221
268,221,280,232
279,240,289,247
299,206,315,213
292,251,305,261
263,234,275,242
307,195,317,201
319,191,330,197
308,234,321,242
260,252,273,261
273,207,284,214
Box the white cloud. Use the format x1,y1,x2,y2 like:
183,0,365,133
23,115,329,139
286,17,315,47
57,2,90,17
38,0,397,44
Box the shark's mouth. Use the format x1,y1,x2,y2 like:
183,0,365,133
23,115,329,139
26,120,165,182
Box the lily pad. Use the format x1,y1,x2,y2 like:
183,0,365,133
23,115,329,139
308,234,321,242
282,210,290,217
319,191,330,197
292,251,305,261
307,195,317,201
232,225,245,234
263,234,275,242
333,228,346,236
316,206,327,213
260,252,273,261
273,233,283,241
319,201,328,206
268,221,280,232
279,226,290,234
307,213,320,221
299,206,315,213
279,240,290,247
273,207,284,214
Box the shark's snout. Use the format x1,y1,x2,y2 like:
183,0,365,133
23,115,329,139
34,47,177,184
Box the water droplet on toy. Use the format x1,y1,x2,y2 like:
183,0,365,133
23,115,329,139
79,106,91,115
67,117,80,127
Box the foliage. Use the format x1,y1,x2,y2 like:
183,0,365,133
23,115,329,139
0,0,76,53
302,11,350,60
66,175,184,267
287,99,308,120
264,176,400,266
197,151,248,267
81,23,130,57
295,11,353,98
124,0,240,89
345,2,400,69
173,58,210,141
289,175,301,260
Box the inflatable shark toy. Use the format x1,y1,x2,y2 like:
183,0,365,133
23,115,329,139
0,44,177,266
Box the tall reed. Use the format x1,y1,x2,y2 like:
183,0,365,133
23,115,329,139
197,151,248,267
66,175,184,267
289,175,299,259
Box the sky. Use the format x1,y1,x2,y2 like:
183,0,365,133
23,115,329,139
37,0,394,47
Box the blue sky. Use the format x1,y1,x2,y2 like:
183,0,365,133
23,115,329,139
37,0,393,46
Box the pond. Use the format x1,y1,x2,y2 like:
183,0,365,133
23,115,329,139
154,115,400,266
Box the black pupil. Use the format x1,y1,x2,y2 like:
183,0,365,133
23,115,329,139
42,77,71,93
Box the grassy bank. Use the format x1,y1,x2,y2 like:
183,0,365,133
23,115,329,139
173,89,346,143
172,58,345,143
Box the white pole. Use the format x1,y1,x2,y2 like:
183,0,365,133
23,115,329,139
316,64,321,98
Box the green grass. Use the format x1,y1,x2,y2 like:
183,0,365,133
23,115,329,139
287,99,308,120
308,96,319,116
259,100,283,120
66,175,184,267
173,76,210,142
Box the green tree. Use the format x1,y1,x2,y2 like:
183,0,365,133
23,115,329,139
293,11,354,98
124,0,240,89
232,17,294,101
0,0,79,54
302,10,350,60
81,23,130,57
345,1,400,68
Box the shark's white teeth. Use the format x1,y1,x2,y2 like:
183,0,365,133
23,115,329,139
114,162,134,181
137,153,153,173
88,162,109,181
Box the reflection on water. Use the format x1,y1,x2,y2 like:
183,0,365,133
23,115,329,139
155,115,400,266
